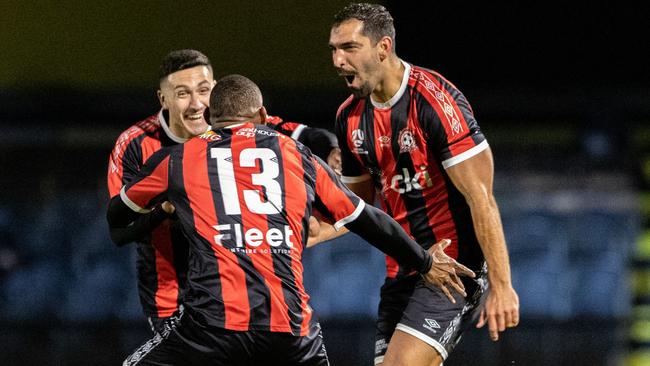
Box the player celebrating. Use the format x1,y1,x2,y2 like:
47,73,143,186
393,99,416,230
107,50,342,333
329,3,519,366
107,49,214,333
107,74,475,365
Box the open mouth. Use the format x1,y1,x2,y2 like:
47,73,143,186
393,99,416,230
344,75,355,84
185,113,205,122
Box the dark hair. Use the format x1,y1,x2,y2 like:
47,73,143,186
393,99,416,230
158,49,212,81
333,3,395,44
209,74,262,120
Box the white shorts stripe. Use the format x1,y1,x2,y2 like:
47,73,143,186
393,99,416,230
395,323,449,360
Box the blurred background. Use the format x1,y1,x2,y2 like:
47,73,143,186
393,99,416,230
1,1,648,365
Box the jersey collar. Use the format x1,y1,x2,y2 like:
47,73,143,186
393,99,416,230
158,110,211,144
370,60,411,109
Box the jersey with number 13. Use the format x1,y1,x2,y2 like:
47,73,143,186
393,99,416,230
120,122,363,336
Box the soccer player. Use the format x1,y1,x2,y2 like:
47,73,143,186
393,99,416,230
107,74,475,365
107,49,214,333
328,3,520,366
107,50,342,333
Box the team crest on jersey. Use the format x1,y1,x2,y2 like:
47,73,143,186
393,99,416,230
200,130,222,141
398,129,417,153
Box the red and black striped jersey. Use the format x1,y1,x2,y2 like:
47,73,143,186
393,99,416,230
335,62,487,277
120,123,364,335
107,110,198,318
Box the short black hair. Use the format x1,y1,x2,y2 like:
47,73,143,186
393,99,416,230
209,74,262,120
333,3,395,44
158,49,212,81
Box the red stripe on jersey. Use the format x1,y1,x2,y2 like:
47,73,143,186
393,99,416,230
410,67,475,157
182,139,251,330
407,102,459,259
140,136,162,167
336,95,355,119
422,151,458,259
313,159,359,221
107,115,162,197
278,138,312,335
345,99,366,166
231,133,291,333
107,126,144,197
125,155,170,209
150,220,179,317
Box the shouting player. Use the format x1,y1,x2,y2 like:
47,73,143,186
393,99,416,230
329,3,519,366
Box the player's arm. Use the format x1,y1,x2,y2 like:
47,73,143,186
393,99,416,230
314,157,474,301
107,130,172,245
106,149,172,244
446,147,519,340
108,201,173,246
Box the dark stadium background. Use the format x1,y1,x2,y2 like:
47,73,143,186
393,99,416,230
1,1,648,365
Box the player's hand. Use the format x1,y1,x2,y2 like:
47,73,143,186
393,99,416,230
307,216,320,238
422,239,475,303
476,285,519,341
327,147,342,176
161,201,176,215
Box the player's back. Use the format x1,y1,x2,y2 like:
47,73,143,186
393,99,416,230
165,122,317,335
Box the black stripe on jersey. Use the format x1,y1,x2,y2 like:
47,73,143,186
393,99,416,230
207,135,272,330
171,143,226,327
359,101,381,185
256,131,304,335
121,134,146,184
440,172,484,271
135,242,160,316
389,89,437,251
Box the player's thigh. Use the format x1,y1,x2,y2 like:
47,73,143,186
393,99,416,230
382,329,443,366
374,275,419,365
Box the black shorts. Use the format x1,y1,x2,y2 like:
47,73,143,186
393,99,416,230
374,263,488,364
124,307,329,366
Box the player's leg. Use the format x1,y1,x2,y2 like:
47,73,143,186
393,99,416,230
374,275,419,365
382,330,443,366
381,270,488,366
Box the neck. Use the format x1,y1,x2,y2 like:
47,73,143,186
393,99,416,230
371,56,404,103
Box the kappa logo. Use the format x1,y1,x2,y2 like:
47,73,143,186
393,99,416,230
423,318,441,333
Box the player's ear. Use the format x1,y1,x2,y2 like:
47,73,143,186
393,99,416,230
157,90,168,110
377,36,392,62
258,106,268,124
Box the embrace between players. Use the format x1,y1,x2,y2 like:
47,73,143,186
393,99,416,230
107,3,519,366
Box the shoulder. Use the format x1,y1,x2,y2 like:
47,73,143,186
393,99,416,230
336,95,361,119
114,113,161,146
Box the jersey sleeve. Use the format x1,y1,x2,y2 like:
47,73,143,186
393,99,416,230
107,127,143,197
417,80,488,169
120,148,171,213
311,156,365,230
334,106,371,184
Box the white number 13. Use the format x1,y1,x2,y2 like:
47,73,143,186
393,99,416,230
211,147,283,215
